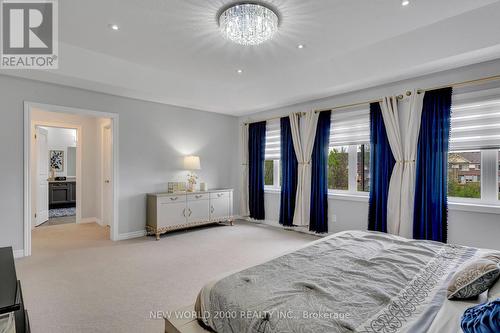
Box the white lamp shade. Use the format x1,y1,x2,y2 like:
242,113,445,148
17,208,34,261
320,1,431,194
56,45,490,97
184,155,201,170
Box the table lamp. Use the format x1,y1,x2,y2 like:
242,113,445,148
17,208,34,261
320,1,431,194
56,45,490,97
184,155,201,192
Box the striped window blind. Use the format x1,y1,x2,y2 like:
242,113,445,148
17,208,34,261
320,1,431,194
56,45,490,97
329,106,370,148
451,87,500,151
265,119,281,160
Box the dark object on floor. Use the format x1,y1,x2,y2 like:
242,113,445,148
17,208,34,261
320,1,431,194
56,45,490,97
0,247,30,332
49,207,76,218
54,177,66,181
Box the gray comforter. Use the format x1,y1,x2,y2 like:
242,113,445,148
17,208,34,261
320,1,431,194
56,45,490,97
197,230,475,333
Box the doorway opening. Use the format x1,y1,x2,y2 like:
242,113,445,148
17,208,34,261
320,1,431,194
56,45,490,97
34,125,79,228
24,102,119,257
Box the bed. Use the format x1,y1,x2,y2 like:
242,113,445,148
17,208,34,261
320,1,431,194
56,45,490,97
166,230,499,333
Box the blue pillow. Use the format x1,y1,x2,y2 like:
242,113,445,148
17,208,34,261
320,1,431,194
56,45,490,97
461,298,500,333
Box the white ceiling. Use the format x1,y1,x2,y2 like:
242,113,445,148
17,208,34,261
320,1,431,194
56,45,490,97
3,0,500,115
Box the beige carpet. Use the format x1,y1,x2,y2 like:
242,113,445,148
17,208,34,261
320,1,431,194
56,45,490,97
16,221,318,333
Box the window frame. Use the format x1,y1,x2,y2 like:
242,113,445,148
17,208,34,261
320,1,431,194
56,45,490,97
448,149,499,205
264,118,281,192
448,87,500,207
328,144,370,197
327,145,350,192
264,159,281,191
357,144,370,192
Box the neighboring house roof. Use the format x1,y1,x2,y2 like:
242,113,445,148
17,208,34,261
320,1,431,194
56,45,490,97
460,152,481,164
448,152,481,164
449,153,470,164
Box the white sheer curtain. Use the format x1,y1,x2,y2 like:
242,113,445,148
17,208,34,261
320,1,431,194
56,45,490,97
290,111,319,226
240,123,249,217
399,91,425,238
380,97,404,235
381,92,425,237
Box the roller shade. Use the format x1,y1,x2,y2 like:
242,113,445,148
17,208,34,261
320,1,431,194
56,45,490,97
451,87,500,151
329,106,370,147
265,118,280,160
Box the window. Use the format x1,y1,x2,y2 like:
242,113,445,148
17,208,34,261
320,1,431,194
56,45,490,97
449,88,500,203
448,151,481,199
328,106,370,194
265,119,280,189
357,144,370,192
328,146,349,190
264,160,274,186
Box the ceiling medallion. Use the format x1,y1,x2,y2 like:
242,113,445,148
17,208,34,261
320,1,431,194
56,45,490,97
218,2,279,46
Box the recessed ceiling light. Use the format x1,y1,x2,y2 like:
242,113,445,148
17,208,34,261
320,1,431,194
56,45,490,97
237,69,243,74
401,0,410,6
108,24,119,31
297,44,305,49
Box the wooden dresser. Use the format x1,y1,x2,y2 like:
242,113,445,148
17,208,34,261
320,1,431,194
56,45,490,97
146,189,233,240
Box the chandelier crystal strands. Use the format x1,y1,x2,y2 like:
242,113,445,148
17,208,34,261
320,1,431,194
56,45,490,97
218,3,279,46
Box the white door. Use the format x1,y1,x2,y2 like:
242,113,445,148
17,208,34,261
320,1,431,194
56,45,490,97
36,127,49,226
102,127,113,227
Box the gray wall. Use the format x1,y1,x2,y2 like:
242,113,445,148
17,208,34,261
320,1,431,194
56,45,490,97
0,75,240,251
242,59,500,250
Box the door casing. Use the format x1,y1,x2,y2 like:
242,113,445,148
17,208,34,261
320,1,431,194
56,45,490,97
24,102,119,257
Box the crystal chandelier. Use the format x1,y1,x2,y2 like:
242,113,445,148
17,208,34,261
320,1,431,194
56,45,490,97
218,3,279,46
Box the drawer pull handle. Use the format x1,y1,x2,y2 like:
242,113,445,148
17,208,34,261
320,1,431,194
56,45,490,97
210,206,214,214
195,195,202,199
170,197,178,201
182,208,186,217
217,193,223,197
188,208,192,216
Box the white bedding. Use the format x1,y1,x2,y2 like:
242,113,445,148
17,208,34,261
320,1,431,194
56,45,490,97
427,292,487,333
428,265,500,333
195,230,497,333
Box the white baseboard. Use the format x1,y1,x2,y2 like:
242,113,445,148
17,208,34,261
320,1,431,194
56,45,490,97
116,229,147,241
79,217,100,224
242,217,326,237
14,249,25,259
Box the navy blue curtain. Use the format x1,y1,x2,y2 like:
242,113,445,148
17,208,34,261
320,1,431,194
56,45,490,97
368,102,395,233
414,88,452,243
309,111,331,233
248,121,266,220
279,117,298,226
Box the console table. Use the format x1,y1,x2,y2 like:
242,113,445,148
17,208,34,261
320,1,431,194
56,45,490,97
146,189,233,240
0,247,30,333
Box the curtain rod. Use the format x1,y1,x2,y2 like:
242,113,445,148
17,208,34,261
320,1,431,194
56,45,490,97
416,74,500,94
315,74,500,114
314,98,383,114
243,111,305,126
244,74,500,122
